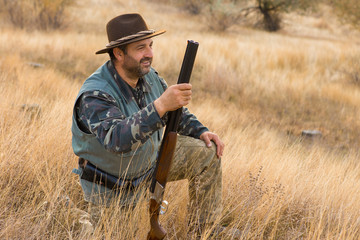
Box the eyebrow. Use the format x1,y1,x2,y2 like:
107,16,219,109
134,40,153,48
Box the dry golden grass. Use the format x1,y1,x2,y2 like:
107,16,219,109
1,0,360,239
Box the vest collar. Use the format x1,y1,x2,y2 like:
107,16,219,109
107,60,151,103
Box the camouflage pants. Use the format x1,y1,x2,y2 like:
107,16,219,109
76,135,222,229
169,135,223,225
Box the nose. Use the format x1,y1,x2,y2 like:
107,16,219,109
144,45,153,58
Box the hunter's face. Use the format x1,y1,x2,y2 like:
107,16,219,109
122,38,153,78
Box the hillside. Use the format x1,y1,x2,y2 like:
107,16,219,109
0,0,360,239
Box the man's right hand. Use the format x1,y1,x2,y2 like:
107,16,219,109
154,83,192,117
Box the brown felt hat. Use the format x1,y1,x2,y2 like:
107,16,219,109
96,13,166,54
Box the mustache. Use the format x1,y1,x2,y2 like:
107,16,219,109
140,57,152,63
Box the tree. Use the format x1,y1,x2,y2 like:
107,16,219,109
204,0,317,32
243,0,315,31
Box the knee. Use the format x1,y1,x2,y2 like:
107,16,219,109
203,142,221,169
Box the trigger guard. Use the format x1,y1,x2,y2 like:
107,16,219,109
160,200,169,215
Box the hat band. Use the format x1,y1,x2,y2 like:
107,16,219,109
106,29,155,47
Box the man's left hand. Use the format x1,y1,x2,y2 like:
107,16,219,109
200,131,225,158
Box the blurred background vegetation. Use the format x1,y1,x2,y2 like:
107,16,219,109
1,0,359,32
0,0,73,30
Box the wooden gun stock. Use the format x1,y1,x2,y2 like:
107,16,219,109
148,198,166,240
147,40,199,240
147,132,177,240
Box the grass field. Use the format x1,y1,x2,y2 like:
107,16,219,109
1,0,360,239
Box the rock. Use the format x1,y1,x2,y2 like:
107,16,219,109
27,62,44,68
301,130,322,138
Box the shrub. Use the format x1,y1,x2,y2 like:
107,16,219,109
1,0,72,30
249,0,316,32
177,0,208,15
205,0,245,31
330,0,360,28
165,0,245,31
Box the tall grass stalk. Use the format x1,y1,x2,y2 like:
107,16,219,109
1,0,360,239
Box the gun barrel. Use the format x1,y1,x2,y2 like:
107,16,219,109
147,40,199,240
165,41,199,135
177,40,199,84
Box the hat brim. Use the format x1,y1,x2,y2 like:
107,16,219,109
95,30,166,54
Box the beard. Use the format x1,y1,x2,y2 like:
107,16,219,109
123,54,152,79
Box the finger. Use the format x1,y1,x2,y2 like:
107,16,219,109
183,94,192,100
209,135,221,157
212,135,224,158
219,141,225,158
214,138,222,157
203,134,212,148
180,100,190,107
181,90,192,96
177,83,192,90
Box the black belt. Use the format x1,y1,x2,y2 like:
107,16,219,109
79,158,154,191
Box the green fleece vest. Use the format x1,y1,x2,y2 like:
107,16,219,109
71,61,164,179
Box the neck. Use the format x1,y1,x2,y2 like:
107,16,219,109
113,60,138,88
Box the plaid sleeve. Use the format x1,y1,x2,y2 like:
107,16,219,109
75,90,165,153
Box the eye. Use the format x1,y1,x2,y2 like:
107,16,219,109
136,45,146,51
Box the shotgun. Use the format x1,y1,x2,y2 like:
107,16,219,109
147,40,199,240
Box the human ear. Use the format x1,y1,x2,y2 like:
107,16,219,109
113,48,121,57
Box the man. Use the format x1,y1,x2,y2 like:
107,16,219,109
72,13,236,237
